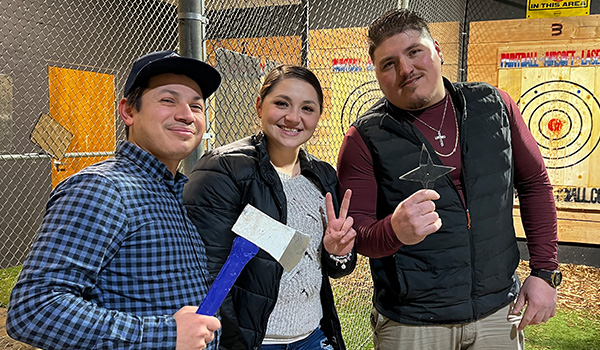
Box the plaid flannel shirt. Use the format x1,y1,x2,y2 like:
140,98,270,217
7,141,218,349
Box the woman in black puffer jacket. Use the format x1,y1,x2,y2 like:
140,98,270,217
183,65,357,350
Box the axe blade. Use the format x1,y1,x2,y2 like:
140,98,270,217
231,204,310,272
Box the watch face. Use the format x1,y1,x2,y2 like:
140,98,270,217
533,269,562,287
552,271,562,286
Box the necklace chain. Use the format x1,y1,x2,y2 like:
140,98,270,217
412,95,449,147
408,95,459,158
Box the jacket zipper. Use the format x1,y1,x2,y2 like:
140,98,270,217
456,87,478,322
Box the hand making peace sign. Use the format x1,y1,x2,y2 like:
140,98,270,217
323,189,356,256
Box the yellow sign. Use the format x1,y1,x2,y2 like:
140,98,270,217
527,0,590,18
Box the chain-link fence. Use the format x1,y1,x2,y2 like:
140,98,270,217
3,0,600,349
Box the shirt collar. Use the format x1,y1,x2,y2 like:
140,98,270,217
115,141,188,187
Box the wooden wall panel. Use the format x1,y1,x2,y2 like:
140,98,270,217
469,16,600,244
48,67,115,188
206,36,302,67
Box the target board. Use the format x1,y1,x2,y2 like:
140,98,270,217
499,66,600,212
337,75,383,136
519,78,600,170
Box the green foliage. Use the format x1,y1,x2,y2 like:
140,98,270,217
524,309,600,350
0,265,21,307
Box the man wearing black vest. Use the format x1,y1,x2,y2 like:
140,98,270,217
337,9,559,350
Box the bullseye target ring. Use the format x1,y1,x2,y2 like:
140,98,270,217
518,80,600,169
340,80,383,135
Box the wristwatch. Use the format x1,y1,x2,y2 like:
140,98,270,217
530,269,562,288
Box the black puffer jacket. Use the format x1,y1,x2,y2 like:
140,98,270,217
183,133,356,350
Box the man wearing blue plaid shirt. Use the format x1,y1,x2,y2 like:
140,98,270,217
7,51,222,350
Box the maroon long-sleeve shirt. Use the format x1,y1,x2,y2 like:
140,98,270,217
337,90,559,271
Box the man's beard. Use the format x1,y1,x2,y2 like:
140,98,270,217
405,95,432,110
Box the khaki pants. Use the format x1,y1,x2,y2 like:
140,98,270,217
370,303,524,350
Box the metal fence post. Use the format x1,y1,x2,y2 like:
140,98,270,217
459,0,469,82
178,0,208,175
301,0,309,67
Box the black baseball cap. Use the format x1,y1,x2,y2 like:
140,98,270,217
123,50,221,98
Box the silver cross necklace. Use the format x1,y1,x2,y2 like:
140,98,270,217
407,94,459,158
410,94,449,147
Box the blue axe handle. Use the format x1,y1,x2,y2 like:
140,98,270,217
196,236,260,316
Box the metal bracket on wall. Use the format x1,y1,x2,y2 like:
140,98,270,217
53,160,66,172
178,12,209,25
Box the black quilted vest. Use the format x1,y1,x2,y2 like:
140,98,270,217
352,79,521,324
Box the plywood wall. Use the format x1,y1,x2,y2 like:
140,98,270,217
48,67,115,187
469,15,600,244
206,36,302,67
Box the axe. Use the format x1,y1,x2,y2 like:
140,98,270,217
196,204,310,316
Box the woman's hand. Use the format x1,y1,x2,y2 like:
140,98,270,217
323,189,356,256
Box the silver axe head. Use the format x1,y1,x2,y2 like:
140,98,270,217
231,204,310,272
196,204,311,316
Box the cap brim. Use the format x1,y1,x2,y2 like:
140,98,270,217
133,56,221,99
